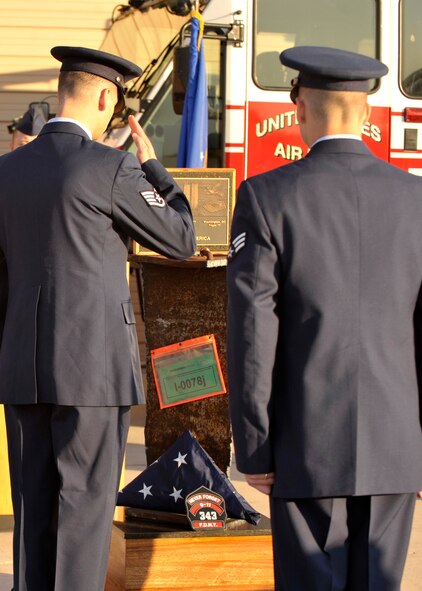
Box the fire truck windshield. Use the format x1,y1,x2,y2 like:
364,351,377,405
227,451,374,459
401,0,422,98
254,0,378,90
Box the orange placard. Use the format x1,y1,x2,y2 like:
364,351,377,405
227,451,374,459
150,334,226,409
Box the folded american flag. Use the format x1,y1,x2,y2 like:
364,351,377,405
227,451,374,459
117,430,261,525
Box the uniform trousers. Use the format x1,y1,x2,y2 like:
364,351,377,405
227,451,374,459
270,493,416,591
5,403,130,591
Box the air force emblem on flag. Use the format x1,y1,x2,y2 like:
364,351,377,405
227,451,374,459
139,188,166,208
228,231,247,260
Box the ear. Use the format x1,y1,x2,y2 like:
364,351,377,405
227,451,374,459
98,87,109,112
364,102,372,121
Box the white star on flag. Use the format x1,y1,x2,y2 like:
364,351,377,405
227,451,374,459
173,452,187,468
139,483,152,499
169,487,183,502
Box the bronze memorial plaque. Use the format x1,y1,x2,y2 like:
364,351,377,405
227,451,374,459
169,168,235,252
133,168,236,255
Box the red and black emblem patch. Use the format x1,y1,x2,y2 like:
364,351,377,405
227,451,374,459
185,486,227,530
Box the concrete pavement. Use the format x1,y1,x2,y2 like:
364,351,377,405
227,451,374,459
1,406,421,590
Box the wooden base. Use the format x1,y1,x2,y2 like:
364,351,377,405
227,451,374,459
0,405,13,515
106,510,274,591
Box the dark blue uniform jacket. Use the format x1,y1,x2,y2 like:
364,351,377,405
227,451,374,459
0,122,196,407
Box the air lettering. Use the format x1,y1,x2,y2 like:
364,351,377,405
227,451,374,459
274,143,303,160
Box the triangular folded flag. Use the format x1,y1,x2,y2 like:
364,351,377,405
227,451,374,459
117,430,261,525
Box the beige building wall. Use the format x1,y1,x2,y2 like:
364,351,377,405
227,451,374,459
0,0,119,154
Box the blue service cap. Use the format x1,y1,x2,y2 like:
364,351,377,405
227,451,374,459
279,46,388,103
14,103,49,136
51,46,143,114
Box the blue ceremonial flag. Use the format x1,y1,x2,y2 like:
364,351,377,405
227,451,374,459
176,9,208,168
117,430,261,525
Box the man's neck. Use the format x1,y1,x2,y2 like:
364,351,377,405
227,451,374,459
306,124,364,148
48,115,93,140
56,107,94,136
311,133,362,148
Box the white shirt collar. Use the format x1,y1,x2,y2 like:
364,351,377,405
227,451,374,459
312,134,362,148
47,117,93,140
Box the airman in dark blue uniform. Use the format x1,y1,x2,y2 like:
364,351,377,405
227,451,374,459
0,46,195,591
228,46,422,590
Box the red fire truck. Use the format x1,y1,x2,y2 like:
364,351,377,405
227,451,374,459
102,0,422,184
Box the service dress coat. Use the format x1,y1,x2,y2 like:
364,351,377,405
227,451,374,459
228,138,422,498
0,121,196,407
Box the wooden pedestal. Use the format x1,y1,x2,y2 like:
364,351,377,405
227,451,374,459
106,510,274,591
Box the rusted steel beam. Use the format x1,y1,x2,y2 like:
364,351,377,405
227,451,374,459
137,255,231,474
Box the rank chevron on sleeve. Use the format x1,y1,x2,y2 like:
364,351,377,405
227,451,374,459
139,189,166,207
228,231,247,259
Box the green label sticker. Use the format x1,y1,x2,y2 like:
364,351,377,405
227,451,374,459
151,337,226,408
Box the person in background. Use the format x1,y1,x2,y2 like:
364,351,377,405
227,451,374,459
227,46,422,591
7,102,49,150
0,45,195,591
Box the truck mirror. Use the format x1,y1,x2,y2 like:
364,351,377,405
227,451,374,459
172,46,190,115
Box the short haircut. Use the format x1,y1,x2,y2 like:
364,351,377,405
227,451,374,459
302,88,368,125
58,70,104,99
